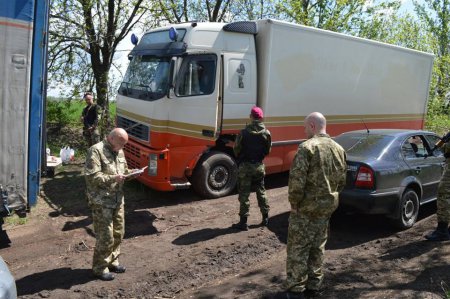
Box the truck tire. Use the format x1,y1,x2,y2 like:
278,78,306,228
394,188,419,230
191,151,238,198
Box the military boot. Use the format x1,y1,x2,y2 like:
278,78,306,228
425,222,450,241
231,216,248,231
261,213,269,226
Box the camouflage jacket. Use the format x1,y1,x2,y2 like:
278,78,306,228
85,139,130,208
442,140,450,180
288,133,347,220
444,141,450,161
234,120,272,162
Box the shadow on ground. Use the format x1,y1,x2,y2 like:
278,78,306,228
266,201,437,250
172,227,240,245
16,268,92,296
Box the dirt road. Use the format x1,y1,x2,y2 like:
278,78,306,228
1,163,449,299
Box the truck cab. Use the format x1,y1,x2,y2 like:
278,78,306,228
116,22,258,197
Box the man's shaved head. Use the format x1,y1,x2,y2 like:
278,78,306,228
304,112,327,138
108,128,128,152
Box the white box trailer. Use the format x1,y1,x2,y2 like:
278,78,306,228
256,19,433,137
116,19,434,198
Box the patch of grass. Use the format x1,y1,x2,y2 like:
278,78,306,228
4,214,28,226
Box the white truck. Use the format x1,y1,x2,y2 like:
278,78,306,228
1,0,50,222
116,19,434,198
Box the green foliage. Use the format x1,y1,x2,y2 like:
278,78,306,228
46,98,81,127
425,97,450,135
414,0,450,98
47,97,116,125
46,98,116,157
276,0,401,33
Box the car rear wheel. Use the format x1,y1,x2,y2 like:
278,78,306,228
394,188,419,230
191,151,238,199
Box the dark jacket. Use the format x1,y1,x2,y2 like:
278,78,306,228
234,120,271,163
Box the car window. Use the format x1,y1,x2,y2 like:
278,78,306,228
402,135,427,159
334,134,394,159
424,134,444,157
401,142,417,159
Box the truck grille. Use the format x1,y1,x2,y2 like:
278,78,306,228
124,143,141,159
124,143,141,169
117,115,150,142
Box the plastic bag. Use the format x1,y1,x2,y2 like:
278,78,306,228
60,146,75,163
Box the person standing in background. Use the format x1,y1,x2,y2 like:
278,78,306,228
232,106,272,231
81,92,101,147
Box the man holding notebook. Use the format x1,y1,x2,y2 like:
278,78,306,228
84,128,140,281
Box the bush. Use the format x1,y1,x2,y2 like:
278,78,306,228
425,97,450,135
46,99,80,128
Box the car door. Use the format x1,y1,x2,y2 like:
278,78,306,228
401,134,441,202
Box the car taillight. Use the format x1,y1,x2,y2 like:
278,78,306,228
355,166,374,188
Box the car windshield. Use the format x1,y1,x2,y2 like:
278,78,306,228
120,55,171,101
334,133,395,159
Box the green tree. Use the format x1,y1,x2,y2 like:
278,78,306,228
48,0,150,111
276,0,401,33
415,0,450,98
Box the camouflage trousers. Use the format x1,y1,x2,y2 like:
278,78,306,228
437,166,450,223
91,202,125,275
237,162,269,217
285,212,329,293
83,128,100,147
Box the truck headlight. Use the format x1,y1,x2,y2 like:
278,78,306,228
148,154,158,176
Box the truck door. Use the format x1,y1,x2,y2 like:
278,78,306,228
222,52,256,117
173,54,220,139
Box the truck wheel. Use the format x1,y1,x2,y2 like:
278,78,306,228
191,151,238,198
394,188,419,230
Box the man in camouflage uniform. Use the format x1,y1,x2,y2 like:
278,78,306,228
85,128,137,281
285,112,346,299
425,131,450,241
81,92,102,147
232,106,272,231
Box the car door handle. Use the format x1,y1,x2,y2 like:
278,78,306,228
415,167,421,174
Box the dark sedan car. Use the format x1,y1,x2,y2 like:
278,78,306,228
334,129,446,229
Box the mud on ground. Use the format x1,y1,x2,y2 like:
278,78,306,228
1,162,450,299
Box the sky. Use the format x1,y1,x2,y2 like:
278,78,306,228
400,0,415,13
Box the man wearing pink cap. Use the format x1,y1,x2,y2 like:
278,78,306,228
232,106,272,230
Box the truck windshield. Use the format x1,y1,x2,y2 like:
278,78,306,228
119,55,171,101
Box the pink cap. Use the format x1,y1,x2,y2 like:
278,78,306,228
251,106,263,119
